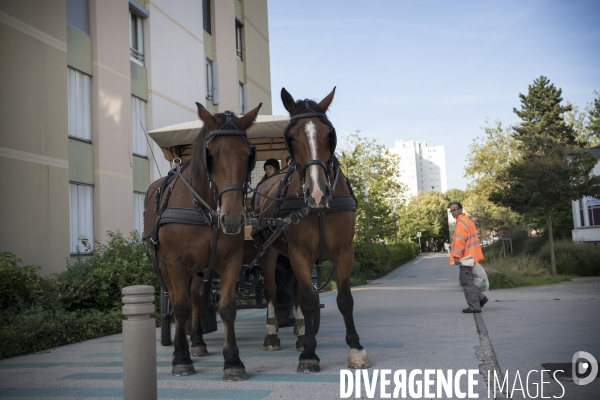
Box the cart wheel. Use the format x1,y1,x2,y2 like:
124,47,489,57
160,288,172,346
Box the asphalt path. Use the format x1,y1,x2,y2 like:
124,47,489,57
0,252,598,399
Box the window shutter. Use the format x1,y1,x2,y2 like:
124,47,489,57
243,84,249,114
67,0,90,35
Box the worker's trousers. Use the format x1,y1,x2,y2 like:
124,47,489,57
459,265,486,311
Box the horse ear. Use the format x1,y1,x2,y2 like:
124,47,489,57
238,103,262,130
196,102,217,128
318,87,336,113
281,88,296,113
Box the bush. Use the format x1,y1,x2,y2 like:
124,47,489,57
484,254,574,289
0,308,122,359
537,240,600,276
58,231,159,312
352,241,419,284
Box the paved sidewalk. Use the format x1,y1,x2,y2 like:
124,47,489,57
0,253,598,399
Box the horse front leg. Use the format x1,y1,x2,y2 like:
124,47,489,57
333,250,371,369
217,262,247,381
168,269,196,376
262,247,281,351
290,254,321,373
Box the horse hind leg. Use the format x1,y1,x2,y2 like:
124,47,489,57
169,275,196,376
189,274,209,357
262,248,281,351
336,262,371,369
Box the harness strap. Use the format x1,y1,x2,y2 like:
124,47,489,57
177,170,214,211
198,226,220,296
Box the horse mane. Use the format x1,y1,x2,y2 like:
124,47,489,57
190,124,210,186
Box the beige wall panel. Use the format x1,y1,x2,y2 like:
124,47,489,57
237,58,245,83
0,158,70,275
147,2,204,116
151,0,203,40
67,25,93,75
90,0,134,241
213,0,238,112
93,172,134,244
0,24,68,160
0,0,67,42
69,138,95,184
243,0,269,39
243,0,271,114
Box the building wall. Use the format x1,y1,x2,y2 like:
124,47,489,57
0,0,71,274
391,140,448,200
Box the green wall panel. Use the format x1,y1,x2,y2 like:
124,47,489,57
133,155,150,192
130,61,148,100
67,26,92,75
68,138,94,184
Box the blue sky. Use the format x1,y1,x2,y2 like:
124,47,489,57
267,0,600,190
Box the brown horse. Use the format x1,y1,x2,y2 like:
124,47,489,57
255,88,371,373
144,103,261,380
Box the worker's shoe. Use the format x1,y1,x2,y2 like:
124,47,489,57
462,308,481,313
480,297,489,308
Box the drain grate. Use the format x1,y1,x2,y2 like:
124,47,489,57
542,362,599,382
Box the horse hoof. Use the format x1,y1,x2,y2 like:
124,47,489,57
223,367,249,382
191,345,209,357
297,359,320,374
263,334,280,351
347,348,371,369
172,364,196,376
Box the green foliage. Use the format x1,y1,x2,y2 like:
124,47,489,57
588,93,600,142
58,231,159,312
0,231,159,359
484,254,574,289
537,241,600,276
0,308,122,359
352,242,419,284
444,189,467,206
338,131,405,244
399,191,449,248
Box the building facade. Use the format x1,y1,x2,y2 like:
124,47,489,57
571,146,600,245
0,0,272,274
390,140,448,200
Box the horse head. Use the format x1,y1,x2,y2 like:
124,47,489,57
194,102,261,234
281,87,336,208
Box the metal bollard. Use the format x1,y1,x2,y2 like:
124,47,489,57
122,285,157,400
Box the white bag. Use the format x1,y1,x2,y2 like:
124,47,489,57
472,262,489,292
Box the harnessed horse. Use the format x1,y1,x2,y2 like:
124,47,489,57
254,88,371,373
143,102,261,381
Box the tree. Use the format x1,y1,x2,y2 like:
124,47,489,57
463,119,522,236
587,93,600,144
490,77,600,274
338,131,405,244
563,93,600,147
444,188,467,206
398,191,449,249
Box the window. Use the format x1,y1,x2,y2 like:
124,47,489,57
68,68,92,141
206,58,214,103
587,197,600,227
134,192,145,234
67,0,89,35
130,12,144,65
202,0,211,34
235,18,243,60
69,183,93,253
131,96,147,156
238,82,248,114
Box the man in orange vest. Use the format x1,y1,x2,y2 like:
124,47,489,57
448,202,488,313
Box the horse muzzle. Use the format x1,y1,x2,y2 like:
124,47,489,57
305,182,331,208
219,213,245,234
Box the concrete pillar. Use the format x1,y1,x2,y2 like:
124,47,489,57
122,285,157,400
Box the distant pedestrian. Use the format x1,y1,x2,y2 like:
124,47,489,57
443,241,449,253
448,202,488,313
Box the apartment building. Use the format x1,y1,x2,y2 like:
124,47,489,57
0,0,272,274
390,140,448,200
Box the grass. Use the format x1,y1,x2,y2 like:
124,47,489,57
481,253,576,290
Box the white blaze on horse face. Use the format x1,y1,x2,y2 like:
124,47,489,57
305,121,324,205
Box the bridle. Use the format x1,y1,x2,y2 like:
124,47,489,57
203,111,257,214
283,100,337,196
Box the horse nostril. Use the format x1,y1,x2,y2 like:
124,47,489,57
220,215,227,226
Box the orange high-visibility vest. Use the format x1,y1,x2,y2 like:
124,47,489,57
448,213,484,265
